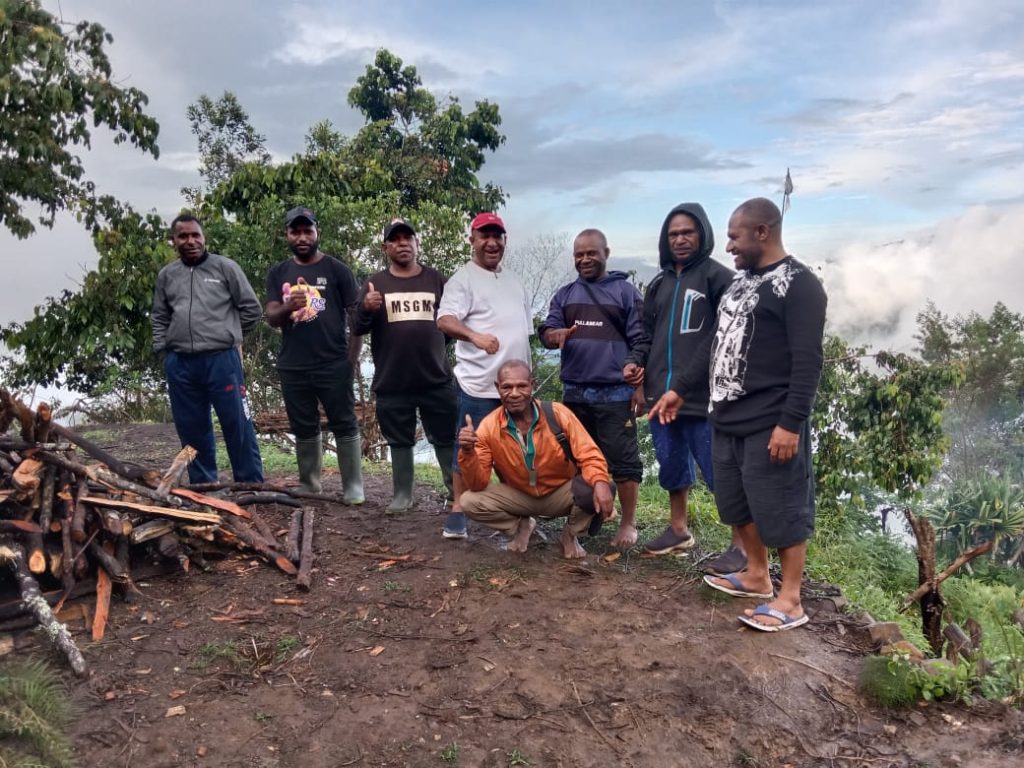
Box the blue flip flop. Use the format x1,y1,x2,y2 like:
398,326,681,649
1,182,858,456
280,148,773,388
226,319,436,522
702,572,774,600
738,603,809,632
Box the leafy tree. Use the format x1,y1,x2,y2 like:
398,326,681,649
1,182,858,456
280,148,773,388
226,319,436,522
182,91,270,202
0,0,159,238
345,49,505,212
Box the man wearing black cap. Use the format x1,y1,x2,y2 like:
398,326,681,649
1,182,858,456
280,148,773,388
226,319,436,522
352,217,457,512
436,212,532,538
265,207,364,503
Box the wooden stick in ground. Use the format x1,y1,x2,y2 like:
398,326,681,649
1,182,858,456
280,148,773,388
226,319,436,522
60,498,75,594
297,509,315,591
222,519,297,576
0,541,87,677
286,509,303,564
155,446,197,497
899,540,994,612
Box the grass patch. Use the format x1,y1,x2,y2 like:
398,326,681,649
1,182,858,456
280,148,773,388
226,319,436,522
438,742,460,763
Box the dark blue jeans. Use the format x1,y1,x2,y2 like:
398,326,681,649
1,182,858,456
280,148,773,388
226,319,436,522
164,348,264,484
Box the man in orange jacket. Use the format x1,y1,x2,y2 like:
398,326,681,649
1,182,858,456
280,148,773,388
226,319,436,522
457,359,615,559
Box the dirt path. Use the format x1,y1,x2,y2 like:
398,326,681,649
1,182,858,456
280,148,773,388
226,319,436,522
60,425,1022,767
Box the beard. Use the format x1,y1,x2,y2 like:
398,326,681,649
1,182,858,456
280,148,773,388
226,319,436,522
288,238,319,263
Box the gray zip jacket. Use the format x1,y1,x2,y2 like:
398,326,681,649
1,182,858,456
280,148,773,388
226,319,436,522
151,252,262,354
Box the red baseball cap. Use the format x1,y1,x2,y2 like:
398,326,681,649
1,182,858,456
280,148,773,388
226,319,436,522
470,212,506,233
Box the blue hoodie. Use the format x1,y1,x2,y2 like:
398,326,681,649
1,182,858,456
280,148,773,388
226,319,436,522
539,270,646,398
626,203,734,418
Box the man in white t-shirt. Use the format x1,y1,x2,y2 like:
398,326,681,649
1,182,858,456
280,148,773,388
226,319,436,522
437,212,533,539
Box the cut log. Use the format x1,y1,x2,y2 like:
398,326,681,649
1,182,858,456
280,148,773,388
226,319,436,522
0,388,37,442
93,565,111,641
297,509,315,591
250,510,276,544
235,492,302,508
33,402,53,444
155,446,197,497
25,530,46,575
286,509,302,564
222,519,297,576
37,465,56,534
49,422,156,484
71,476,90,544
36,451,181,507
0,542,86,677
186,481,346,504
11,457,45,496
81,496,221,524
130,519,176,545
169,488,250,518
0,520,43,535
60,505,75,594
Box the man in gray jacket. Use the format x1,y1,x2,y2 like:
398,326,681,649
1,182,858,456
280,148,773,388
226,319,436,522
152,214,264,484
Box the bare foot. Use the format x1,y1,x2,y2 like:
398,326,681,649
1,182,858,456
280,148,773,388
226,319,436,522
611,523,638,549
560,527,586,559
507,517,536,553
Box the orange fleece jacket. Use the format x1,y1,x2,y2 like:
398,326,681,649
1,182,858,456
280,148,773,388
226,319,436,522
458,400,610,496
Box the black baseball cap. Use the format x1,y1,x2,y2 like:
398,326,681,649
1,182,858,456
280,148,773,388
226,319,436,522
284,206,317,227
382,217,416,241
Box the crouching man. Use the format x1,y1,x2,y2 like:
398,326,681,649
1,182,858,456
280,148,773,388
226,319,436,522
457,359,615,559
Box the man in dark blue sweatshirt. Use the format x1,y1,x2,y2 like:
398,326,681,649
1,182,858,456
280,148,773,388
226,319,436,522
626,204,745,572
539,229,647,548
651,198,827,631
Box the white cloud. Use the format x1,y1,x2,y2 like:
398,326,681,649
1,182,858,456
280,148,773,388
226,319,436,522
820,204,1024,349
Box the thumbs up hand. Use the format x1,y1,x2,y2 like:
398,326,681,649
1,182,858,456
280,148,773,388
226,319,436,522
458,413,478,452
363,280,383,312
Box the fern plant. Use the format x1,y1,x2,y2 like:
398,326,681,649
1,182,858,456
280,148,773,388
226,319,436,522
0,660,76,768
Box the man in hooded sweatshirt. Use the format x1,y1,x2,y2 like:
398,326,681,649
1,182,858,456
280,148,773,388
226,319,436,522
538,229,647,548
264,206,364,504
626,203,746,573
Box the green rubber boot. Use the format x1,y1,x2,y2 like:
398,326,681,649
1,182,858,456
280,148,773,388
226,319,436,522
335,432,365,505
387,446,415,513
433,443,455,504
294,435,323,493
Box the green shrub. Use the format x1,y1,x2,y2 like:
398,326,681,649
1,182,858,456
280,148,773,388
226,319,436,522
0,660,76,768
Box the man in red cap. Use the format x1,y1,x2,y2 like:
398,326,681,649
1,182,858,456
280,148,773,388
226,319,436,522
436,212,533,539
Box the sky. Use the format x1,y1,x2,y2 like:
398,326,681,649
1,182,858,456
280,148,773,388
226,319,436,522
4,0,1024,356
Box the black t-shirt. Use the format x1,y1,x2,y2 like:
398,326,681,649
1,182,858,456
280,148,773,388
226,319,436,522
265,254,360,370
351,266,452,393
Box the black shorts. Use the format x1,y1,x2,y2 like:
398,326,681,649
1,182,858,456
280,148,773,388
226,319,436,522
565,401,643,484
711,423,815,549
375,383,457,449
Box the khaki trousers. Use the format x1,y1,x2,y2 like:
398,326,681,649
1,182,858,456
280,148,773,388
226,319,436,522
461,480,594,536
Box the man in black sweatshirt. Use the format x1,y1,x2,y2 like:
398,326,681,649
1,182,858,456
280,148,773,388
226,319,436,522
651,198,827,631
626,203,745,572
352,218,457,513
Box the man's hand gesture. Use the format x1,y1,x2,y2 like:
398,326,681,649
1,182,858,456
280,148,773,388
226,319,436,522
622,362,645,386
593,480,615,519
768,426,799,464
458,414,478,452
647,390,683,425
545,324,578,350
470,332,500,355
362,281,383,312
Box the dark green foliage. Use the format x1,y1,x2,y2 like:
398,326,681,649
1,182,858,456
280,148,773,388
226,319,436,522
0,660,76,767
0,0,160,238
860,654,919,708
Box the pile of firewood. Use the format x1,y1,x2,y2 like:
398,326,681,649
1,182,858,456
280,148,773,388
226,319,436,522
0,387,328,677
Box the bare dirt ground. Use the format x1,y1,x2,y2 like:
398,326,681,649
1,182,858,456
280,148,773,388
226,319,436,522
42,424,1023,767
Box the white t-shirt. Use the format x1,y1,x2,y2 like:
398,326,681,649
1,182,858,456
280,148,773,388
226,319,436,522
437,260,533,398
